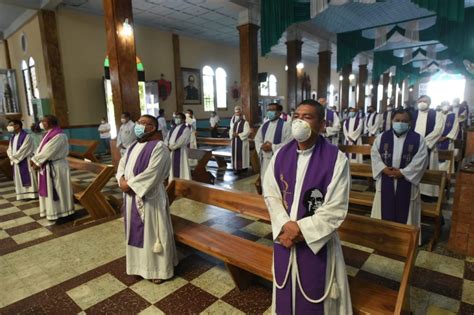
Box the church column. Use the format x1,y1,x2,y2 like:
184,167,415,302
317,42,331,100
340,63,351,111
286,26,303,109
172,34,183,113
38,10,69,126
2,40,11,68
371,77,379,108
357,62,368,110
381,72,390,112
103,0,140,129
237,7,259,128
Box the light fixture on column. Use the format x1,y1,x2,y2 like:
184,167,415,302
409,87,414,92
339,75,343,81
348,74,355,81
122,18,133,37
296,62,304,70
285,65,288,71
369,84,373,89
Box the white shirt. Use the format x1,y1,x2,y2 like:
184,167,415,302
98,122,111,139
210,115,220,128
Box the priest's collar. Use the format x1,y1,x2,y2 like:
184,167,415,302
393,130,408,139
296,144,315,155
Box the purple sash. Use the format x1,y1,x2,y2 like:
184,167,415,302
124,140,160,248
366,112,377,128
325,109,334,127
438,113,456,151
10,130,32,187
273,137,339,314
232,119,245,170
379,130,420,224
261,118,284,145
38,128,63,201
413,109,436,136
168,124,187,178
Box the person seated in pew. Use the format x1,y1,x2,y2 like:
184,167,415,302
209,111,220,138
255,103,292,180
165,112,191,181
230,106,250,174
343,106,364,163
364,105,382,136
438,102,459,174
31,115,74,221
6,120,38,201
370,109,428,232
117,114,177,284
263,99,352,314
117,112,137,156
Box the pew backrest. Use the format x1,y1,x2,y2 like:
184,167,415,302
339,144,372,156
69,139,99,162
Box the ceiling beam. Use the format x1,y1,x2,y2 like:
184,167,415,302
3,9,37,39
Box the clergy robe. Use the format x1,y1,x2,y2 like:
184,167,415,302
343,115,364,163
324,109,341,145
165,124,191,181
438,112,459,174
255,118,292,179
117,140,178,280
230,118,250,171
370,130,428,233
413,109,444,197
32,128,74,220
117,120,137,156
263,137,352,315
365,112,382,136
186,117,198,167
7,131,38,200
382,110,393,131
157,115,168,139
453,105,469,140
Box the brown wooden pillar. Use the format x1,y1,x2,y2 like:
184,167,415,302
371,77,379,108
381,72,390,112
103,0,140,129
3,40,11,68
172,34,183,113
340,63,351,111
38,10,69,126
238,23,259,128
357,64,368,109
317,50,331,100
287,39,303,109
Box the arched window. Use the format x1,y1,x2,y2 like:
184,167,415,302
28,57,39,99
215,67,227,109
202,65,215,112
21,60,34,116
268,74,277,96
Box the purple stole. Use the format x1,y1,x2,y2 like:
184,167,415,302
438,113,456,151
273,137,338,314
168,124,187,178
261,118,284,145
325,109,334,127
345,116,360,159
383,111,392,131
366,112,378,129
124,140,160,248
232,119,246,170
10,130,31,187
413,109,436,136
38,128,63,201
457,106,468,140
379,130,420,224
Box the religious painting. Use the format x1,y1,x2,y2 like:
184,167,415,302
182,68,202,104
0,69,20,114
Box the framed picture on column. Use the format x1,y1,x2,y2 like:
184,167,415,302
182,67,202,104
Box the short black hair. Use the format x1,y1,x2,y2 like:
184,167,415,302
297,99,325,121
392,108,412,121
175,112,186,120
159,109,165,115
8,119,22,128
44,115,59,127
186,109,193,115
122,112,131,118
417,95,431,103
268,102,283,112
140,114,158,129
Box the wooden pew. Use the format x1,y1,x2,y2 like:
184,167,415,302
187,148,214,184
362,135,376,145
67,157,117,225
167,179,419,314
348,165,447,251
197,137,231,147
338,144,372,157
69,139,99,163
0,141,13,180
438,149,454,199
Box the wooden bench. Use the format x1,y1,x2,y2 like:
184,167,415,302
362,135,376,145
197,137,231,147
167,179,419,314
338,144,372,157
438,149,454,199
67,157,117,225
348,165,447,251
187,148,214,184
0,141,13,180
69,139,99,163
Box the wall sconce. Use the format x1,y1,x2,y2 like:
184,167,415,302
369,84,373,89
348,74,355,81
339,75,343,81
296,62,304,70
285,65,288,71
409,87,414,92
122,18,133,37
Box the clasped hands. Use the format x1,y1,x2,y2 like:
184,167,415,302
261,141,273,152
383,167,403,179
29,160,40,171
119,176,131,193
278,221,304,248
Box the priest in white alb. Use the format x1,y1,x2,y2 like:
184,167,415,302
31,115,74,221
264,99,352,314
323,102,341,145
255,103,291,179
364,105,382,136
371,109,428,233
382,105,394,131
230,106,250,174
437,103,459,174
164,112,191,180
343,106,364,163
117,114,177,283
6,119,38,200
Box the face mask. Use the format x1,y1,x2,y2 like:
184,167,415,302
291,119,312,143
121,118,127,124
39,122,45,130
101,120,106,124
348,112,357,118
387,107,393,111
392,122,410,135
442,105,450,113
134,124,146,138
234,115,240,122
266,111,277,121
6,126,14,133
174,118,182,125
417,102,429,111
185,113,191,118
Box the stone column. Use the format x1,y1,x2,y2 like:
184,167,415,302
317,43,331,100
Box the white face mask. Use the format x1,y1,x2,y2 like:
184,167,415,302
101,120,106,124
417,102,429,111
39,122,45,130
185,113,191,118
120,118,127,124
291,119,312,143
6,126,14,132
442,105,450,113
234,115,240,122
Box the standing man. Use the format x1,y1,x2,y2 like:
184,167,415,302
165,112,191,181
382,105,394,131
453,99,469,139
117,112,136,156
117,114,177,284
209,111,220,138
230,106,250,174
343,107,365,163
255,103,291,179
31,115,74,221
98,117,111,155
438,103,459,174
157,109,169,140
371,109,428,231
185,109,197,149
264,99,352,314
365,106,382,136
6,120,38,200
413,95,444,198
324,105,341,145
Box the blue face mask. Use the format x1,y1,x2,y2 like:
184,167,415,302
392,122,410,135
266,111,277,121
134,124,146,138
348,112,357,118
174,118,182,125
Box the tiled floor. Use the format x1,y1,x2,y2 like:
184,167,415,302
0,159,473,314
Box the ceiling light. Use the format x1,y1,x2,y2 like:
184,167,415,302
296,62,304,70
122,18,133,37
339,75,343,81
348,74,355,81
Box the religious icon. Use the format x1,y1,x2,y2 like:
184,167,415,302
158,73,172,101
182,68,202,104
304,188,324,217
231,81,240,100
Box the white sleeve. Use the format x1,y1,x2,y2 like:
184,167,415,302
400,137,429,185
446,116,460,140
238,121,250,141
424,113,444,149
10,135,34,164
31,135,68,166
255,125,264,154
371,134,385,180
272,122,292,152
